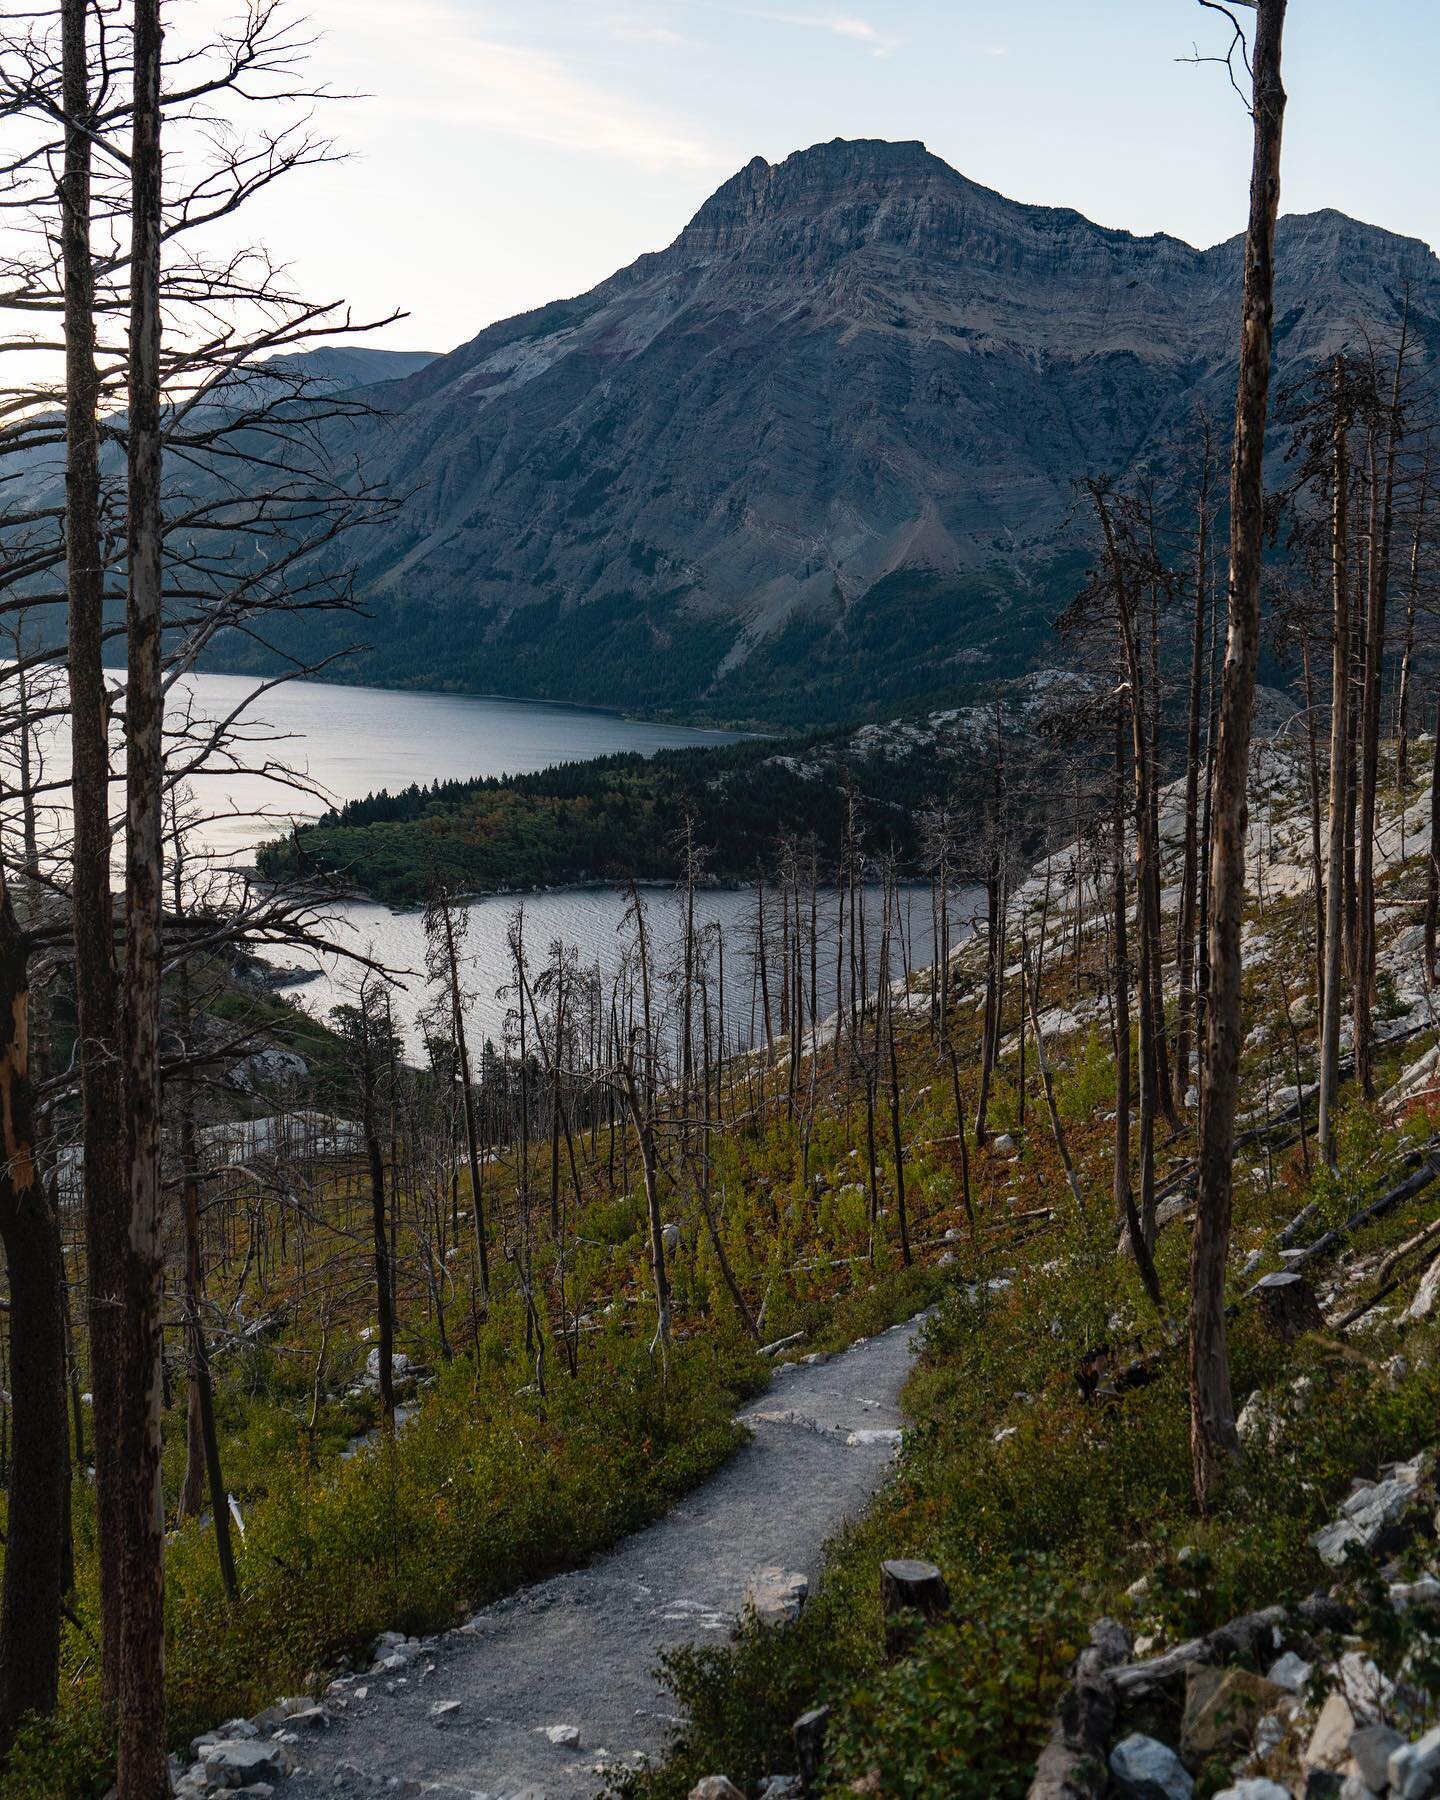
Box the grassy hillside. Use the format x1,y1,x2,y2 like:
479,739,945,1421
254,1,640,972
6,733,1434,1799
618,741,1440,1798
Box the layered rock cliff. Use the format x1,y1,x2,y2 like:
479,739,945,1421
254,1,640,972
217,139,1440,722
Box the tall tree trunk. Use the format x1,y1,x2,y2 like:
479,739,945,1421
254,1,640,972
170,822,239,1601
626,889,671,1365
756,882,773,1057
367,1095,395,1424
620,1056,671,1368
944,1037,977,1242
61,0,127,1703
0,881,70,1752
115,2,171,1788
1318,358,1351,1164
974,756,1004,1145
1091,482,1164,1240
1395,443,1429,791
178,1117,238,1602
1111,706,1158,1303
1354,321,1407,1097
1189,0,1287,1513
439,897,489,1303
1300,631,1326,1019
1426,692,1439,984
1174,420,1214,1112
882,894,912,1267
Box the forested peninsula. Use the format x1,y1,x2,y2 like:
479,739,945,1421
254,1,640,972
254,676,1088,904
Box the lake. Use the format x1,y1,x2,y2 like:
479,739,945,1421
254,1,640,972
2,664,745,863
3,666,976,1055
153,671,752,862
274,880,975,1061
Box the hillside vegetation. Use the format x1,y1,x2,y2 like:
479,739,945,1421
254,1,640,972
620,739,1440,1799
6,733,1436,1799
254,676,1085,904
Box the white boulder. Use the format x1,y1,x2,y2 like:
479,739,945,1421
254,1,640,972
1109,1732,1193,1800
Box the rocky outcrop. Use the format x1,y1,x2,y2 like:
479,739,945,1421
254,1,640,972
1030,1452,1440,1800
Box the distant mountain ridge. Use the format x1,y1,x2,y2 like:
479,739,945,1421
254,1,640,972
212,139,1440,723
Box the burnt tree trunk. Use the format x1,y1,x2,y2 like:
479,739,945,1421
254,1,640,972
0,883,70,1751
1354,318,1407,1098
1174,421,1214,1113
440,896,489,1303
1189,0,1287,1513
60,0,126,1704
1318,359,1351,1165
115,2,171,1788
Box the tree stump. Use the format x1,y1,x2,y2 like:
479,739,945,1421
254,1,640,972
1256,1271,1324,1341
793,1704,831,1790
880,1558,949,1657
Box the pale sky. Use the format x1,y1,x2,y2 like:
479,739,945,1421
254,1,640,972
118,2,1440,360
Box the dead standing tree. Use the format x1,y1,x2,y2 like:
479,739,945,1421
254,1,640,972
1188,0,1288,1513
618,886,672,1370
0,6,401,1765
333,979,401,1425
0,831,69,1750
1174,412,1219,1115
425,880,491,1309
1353,314,1411,1099
112,7,169,1786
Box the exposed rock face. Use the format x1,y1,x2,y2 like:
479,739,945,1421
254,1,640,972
227,138,1440,720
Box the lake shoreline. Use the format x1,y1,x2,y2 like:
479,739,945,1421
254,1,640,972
163,657,780,739
256,869,767,916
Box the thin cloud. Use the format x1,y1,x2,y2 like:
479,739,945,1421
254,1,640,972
310,0,722,168
740,9,901,54
599,10,693,45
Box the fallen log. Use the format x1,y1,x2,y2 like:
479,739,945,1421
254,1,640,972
1240,1141,1440,1299
1333,1240,1440,1333
1109,1606,1288,1700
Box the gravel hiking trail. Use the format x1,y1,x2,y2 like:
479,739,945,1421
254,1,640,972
284,1314,926,1800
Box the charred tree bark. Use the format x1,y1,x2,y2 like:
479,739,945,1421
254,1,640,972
1189,0,1287,1513
0,882,70,1752
60,0,126,1702
1318,359,1352,1165
115,3,171,1788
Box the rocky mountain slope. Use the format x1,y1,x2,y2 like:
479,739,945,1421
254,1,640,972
210,138,1440,721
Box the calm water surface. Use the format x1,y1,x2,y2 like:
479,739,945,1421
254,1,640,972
159,671,749,861
5,666,977,1055
280,882,977,1060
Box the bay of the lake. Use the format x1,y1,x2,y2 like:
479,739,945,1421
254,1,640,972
5,667,978,1055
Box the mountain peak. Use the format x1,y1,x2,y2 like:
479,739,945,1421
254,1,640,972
279,146,1440,723
674,137,958,258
